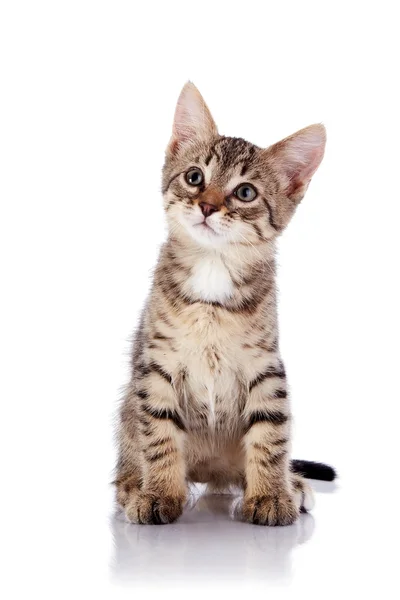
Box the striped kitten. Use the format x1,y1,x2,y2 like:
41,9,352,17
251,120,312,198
115,82,335,526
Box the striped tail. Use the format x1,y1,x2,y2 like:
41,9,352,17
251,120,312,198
291,459,337,482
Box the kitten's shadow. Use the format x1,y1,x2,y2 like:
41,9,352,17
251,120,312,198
110,490,318,586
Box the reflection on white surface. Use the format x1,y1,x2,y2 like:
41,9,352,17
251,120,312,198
110,490,317,586
309,480,337,494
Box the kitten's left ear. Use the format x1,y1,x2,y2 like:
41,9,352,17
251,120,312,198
168,82,218,155
265,124,326,202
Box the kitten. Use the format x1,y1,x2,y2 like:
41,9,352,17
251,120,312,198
115,82,335,526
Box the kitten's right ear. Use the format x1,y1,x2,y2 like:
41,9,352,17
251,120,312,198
264,124,326,203
167,82,218,155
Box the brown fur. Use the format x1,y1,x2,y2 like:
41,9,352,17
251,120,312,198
115,82,326,525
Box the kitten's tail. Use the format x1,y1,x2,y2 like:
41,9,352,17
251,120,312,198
290,459,337,482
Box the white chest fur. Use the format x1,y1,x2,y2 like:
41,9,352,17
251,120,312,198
188,256,234,303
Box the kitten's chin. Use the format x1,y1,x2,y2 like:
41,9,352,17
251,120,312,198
176,215,228,249
186,226,220,248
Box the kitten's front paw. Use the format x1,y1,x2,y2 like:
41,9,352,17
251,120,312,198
243,492,299,526
124,492,185,525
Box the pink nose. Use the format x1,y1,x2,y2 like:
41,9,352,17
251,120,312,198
199,202,218,218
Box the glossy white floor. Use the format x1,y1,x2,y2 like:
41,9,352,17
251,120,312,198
3,443,396,599
107,474,393,596
110,481,336,587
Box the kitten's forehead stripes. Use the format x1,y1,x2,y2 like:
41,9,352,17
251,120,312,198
211,137,258,173
198,137,258,177
204,152,213,166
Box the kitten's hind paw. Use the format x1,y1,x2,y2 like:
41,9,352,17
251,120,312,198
291,474,315,513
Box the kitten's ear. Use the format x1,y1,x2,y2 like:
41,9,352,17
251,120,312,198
167,82,218,155
265,124,326,202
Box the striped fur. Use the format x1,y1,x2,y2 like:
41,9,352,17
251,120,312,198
115,82,332,526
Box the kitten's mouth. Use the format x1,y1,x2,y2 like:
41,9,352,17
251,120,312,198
194,220,217,235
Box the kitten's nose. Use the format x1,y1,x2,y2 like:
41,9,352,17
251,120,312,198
199,202,218,218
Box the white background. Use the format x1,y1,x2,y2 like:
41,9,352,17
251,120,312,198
1,1,399,598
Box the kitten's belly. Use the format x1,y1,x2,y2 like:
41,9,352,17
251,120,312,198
175,307,244,434
183,349,240,425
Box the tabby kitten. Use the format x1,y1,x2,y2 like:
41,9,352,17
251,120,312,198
115,82,335,526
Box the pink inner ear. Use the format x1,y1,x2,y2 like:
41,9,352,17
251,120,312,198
290,146,324,183
168,82,218,153
173,100,197,142
277,125,326,194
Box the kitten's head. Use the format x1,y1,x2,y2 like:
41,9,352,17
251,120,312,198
162,82,325,249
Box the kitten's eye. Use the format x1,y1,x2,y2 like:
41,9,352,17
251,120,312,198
234,184,257,202
185,168,204,186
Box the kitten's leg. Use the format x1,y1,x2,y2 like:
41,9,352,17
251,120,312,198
242,361,300,526
115,387,143,510
291,473,315,513
117,370,187,525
